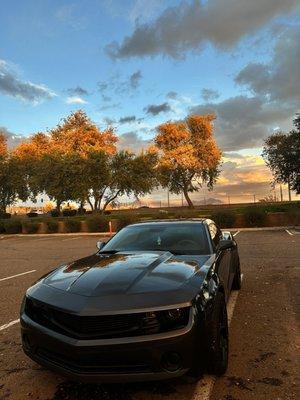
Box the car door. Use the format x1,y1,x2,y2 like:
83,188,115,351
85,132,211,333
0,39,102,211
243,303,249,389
208,222,231,300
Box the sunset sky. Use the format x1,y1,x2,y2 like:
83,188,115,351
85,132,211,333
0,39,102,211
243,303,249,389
1,0,299,205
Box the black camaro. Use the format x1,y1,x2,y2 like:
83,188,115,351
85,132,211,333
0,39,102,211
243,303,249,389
20,219,241,382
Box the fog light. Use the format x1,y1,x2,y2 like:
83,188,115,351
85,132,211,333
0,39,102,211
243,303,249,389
161,352,182,372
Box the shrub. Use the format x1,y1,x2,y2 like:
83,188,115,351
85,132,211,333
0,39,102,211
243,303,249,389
77,207,86,215
22,221,40,234
0,212,11,219
64,218,81,233
27,212,38,218
211,210,236,228
62,209,77,217
86,215,108,232
287,208,300,226
3,219,22,234
104,210,111,215
244,206,266,227
51,209,60,217
46,220,59,233
116,214,139,230
0,220,5,233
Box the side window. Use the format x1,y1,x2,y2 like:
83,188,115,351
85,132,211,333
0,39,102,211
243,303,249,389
208,223,221,247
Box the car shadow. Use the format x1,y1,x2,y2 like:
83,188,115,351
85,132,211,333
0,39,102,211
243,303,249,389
51,375,201,400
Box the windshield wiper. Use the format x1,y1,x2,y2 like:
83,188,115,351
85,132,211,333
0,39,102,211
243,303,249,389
98,250,119,254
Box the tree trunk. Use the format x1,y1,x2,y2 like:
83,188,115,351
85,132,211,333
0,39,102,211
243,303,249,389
288,178,292,201
183,189,194,208
56,200,62,212
87,198,94,211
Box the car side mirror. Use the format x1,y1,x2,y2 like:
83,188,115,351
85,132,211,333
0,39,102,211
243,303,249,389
222,231,232,240
218,239,235,251
96,241,106,251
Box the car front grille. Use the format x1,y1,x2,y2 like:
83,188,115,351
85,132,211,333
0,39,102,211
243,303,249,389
36,347,152,374
25,297,162,339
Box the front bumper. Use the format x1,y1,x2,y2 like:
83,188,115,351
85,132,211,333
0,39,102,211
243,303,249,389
21,309,200,383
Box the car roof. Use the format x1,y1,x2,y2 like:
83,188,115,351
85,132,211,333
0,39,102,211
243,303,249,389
130,218,208,226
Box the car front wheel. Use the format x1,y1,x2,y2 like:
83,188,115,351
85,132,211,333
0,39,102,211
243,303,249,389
206,292,229,376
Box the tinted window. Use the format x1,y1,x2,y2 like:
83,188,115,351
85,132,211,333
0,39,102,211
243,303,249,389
102,223,210,255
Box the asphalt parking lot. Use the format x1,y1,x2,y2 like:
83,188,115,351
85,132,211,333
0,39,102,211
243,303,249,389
0,230,299,400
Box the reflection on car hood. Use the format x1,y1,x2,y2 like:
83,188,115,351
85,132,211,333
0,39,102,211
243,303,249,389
28,251,214,314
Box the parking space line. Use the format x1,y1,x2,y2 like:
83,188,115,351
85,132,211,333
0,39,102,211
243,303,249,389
0,319,20,331
233,230,240,237
285,229,294,236
62,237,81,241
0,270,36,282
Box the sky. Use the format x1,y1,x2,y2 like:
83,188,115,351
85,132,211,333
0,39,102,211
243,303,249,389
1,0,300,205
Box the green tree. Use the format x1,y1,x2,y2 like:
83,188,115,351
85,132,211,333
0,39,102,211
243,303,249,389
82,150,157,212
263,116,300,198
0,134,28,212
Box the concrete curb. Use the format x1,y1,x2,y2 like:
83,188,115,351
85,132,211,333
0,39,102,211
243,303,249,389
0,232,113,238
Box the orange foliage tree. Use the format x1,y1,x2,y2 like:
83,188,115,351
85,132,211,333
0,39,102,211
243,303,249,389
154,115,222,208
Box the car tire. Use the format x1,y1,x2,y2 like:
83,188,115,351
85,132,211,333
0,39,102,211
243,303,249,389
206,292,229,376
231,256,242,290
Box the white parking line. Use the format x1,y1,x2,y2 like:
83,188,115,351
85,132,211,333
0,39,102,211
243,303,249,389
233,230,240,237
62,237,81,241
285,229,294,236
0,319,20,331
193,274,243,400
0,270,36,282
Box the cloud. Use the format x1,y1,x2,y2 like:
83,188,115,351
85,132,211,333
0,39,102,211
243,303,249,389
119,116,137,124
66,86,89,96
144,102,172,116
55,4,87,30
103,117,116,125
99,102,121,111
166,91,178,99
105,0,298,59
0,126,24,149
191,95,294,151
201,88,220,102
235,25,300,104
190,25,299,151
118,131,151,152
129,0,163,24
0,59,56,103
129,70,142,89
65,96,87,104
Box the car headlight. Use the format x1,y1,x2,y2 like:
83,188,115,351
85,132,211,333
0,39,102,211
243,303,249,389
157,307,190,329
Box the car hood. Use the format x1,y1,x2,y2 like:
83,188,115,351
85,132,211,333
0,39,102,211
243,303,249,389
28,251,214,314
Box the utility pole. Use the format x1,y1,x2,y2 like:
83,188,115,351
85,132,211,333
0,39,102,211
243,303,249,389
167,189,170,208
280,184,283,202
253,194,256,204
227,195,230,205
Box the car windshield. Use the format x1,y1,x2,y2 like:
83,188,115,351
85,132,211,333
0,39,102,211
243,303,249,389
101,223,210,255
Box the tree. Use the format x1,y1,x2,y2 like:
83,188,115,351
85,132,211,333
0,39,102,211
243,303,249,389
263,116,300,198
81,149,158,212
154,114,222,208
12,110,119,210
49,110,117,156
35,152,85,211
0,134,28,212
